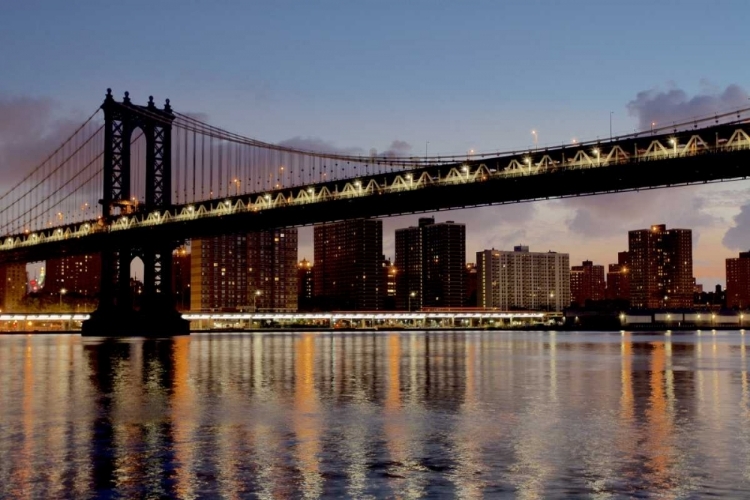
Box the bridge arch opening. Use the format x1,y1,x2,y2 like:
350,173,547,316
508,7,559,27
130,255,144,310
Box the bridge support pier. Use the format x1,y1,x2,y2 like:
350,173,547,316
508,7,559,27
82,307,189,337
82,245,189,337
81,90,189,337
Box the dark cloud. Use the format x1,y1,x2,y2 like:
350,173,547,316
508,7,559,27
627,83,748,130
378,140,412,158
0,94,88,187
0,95,56,141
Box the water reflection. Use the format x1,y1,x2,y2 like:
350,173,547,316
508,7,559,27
1,331,750,497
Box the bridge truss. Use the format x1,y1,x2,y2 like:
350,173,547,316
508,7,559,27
0,96,749,261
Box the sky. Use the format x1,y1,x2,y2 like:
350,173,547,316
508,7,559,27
1,0,750,286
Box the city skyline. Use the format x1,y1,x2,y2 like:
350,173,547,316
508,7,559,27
2,2,750,287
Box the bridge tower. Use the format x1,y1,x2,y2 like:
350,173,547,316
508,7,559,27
82,89,189,336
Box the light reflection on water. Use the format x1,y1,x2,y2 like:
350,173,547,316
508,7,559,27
0,331,750,498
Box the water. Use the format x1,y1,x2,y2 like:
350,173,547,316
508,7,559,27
1,331,749,498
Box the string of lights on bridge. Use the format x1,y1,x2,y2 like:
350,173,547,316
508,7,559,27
1,91,749,244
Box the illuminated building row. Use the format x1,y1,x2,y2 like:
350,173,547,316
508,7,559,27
476,245,570,312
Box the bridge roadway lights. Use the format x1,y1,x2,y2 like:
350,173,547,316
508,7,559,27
81,306,189,337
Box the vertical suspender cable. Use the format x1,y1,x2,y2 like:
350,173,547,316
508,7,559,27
175,126,181,204
183,127,188,203
192,130,197,202
200,132,204,199
209,135,214,197
218,138,223,197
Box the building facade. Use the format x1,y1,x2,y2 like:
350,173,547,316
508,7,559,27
382,257,397,310
313,219,383,310
570,260,605,306
629,225,693,309
606,251,630,302
45,254,101,298
395,221,425,310
191,235,248,310
297,258,314,311
726,251,750,309
465,262,478,307
172,246,191,311
395,217,466,310
247,229,298,312
0,264,26,311
477,246,570,312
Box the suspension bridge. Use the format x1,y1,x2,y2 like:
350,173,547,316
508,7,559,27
1,89,750,335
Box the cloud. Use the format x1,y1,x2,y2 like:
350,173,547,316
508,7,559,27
0,94,88,188
563,188,718,238
378,140,412,158
723,205,750,251
560,83,745,242
627,83,748,130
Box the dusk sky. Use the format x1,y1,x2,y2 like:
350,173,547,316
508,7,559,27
2,0,750,286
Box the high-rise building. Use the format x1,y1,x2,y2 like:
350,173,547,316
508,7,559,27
570,260,605,306
726,251,750,309
628,224,693,309
476,246,570,311
191,235,248,310
395,217,466,310
382,257,397,310
45,254,101,297
465,262,478,307
314,219,383,310
172,246,191,310
606,251,630,302
297,258,314,311
0,263,27,311
422,220,466,308
248,229,298,312
395,220,427,310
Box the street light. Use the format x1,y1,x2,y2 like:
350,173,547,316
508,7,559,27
409,291,417,312
531,130,538,150
253,290,261,312
60,288,67,309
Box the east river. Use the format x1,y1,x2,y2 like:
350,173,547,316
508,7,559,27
1,331,750,498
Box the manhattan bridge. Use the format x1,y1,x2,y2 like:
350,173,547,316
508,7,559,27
1,89,749,335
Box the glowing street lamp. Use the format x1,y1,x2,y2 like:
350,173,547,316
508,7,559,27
253,290,261,312
60,288,67,309
531,130,538,150
409,291,417,312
